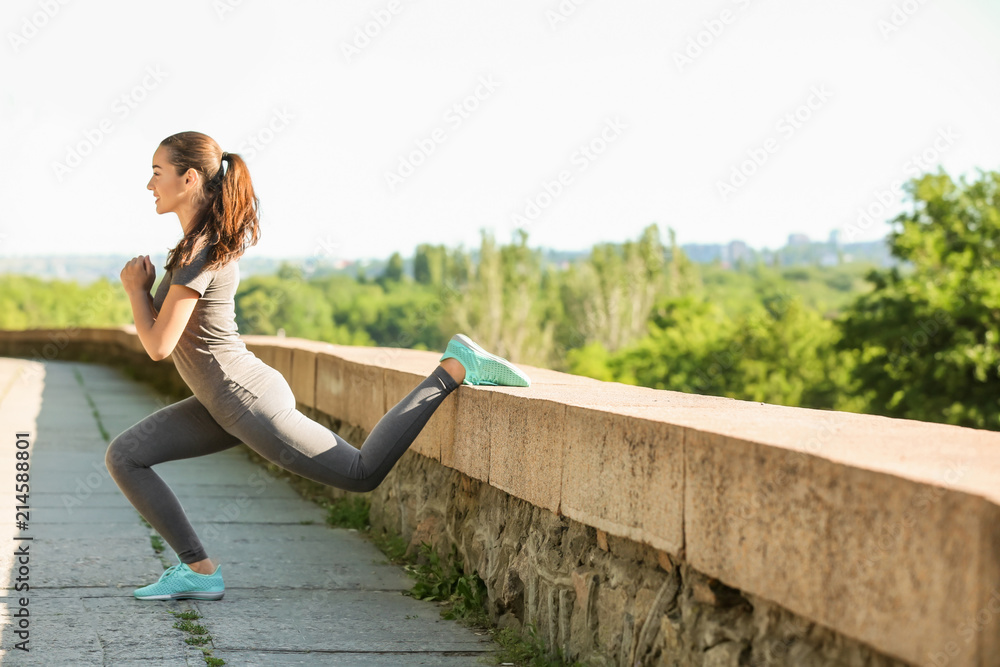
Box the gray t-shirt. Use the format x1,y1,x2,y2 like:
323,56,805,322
152,241,278,427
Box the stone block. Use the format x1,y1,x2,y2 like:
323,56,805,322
561,409,684,556
973,501,1000,665
684,428,992,667
242,335,275,366
448,386,493,483
290,343,326,409
489,391,564,514
271,342,294,386
315,351,384,435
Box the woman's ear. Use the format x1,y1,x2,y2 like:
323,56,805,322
184,168,200,188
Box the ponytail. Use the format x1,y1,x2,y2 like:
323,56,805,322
162,131,261,274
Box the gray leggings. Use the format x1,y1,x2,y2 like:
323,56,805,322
105,364,459,564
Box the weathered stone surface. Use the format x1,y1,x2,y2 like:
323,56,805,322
449,387,493,483
684,428,993,666
488,392,564,514
272,343,294,386
562,409,684,556
289,339,337,409
316,351,384,434
243,334,276,367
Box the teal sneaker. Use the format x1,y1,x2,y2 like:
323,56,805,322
439,333,531,387
133,559,225,601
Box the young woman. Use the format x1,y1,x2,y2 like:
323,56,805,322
106,130,530,601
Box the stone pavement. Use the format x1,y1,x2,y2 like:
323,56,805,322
0,357,499,666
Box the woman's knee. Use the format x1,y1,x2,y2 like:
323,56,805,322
105,430,143,477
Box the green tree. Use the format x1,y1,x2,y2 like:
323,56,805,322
236,274,340,342
444,228,556,366
414,243,446,285
560,223,678,353
836,168,1000,429
0,276,131,329
377,251,405,287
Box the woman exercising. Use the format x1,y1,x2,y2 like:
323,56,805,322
106,130,530,601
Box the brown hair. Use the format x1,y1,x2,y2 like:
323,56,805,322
160,131,261,273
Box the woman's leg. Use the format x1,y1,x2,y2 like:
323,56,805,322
105,395,243,566
224,364,461,493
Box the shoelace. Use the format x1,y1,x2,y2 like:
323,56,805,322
157,564,183,582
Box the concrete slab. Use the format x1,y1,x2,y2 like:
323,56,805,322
197,588,495,653
212,650,492,666
184,523,414,591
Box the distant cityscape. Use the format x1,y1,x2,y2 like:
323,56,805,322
681,230,892,269
0,231,894,284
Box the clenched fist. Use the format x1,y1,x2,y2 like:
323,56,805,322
120,255,156,295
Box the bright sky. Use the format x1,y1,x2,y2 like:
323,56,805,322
1,0,998,262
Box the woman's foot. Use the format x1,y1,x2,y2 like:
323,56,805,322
133,558,225,601
439,333,531,387
187,558,216,575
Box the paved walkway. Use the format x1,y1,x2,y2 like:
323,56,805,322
0,357,499,666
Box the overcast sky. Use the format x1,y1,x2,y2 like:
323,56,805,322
1,0,998,263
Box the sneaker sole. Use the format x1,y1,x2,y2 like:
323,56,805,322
451,334,531,387
134,590,225,601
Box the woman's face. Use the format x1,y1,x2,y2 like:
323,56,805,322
147,145,195,216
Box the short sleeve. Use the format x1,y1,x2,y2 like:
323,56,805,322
170,244,216,297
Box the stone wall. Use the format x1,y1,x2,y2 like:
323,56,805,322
2,326,998,667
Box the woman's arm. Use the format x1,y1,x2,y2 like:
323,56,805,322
142,290,159,319
126,284,199,361
122,255,199,362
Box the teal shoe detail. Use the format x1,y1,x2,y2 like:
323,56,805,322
133,559,224,601
439,333,531,387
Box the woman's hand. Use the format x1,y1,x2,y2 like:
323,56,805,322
120,255,156,295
